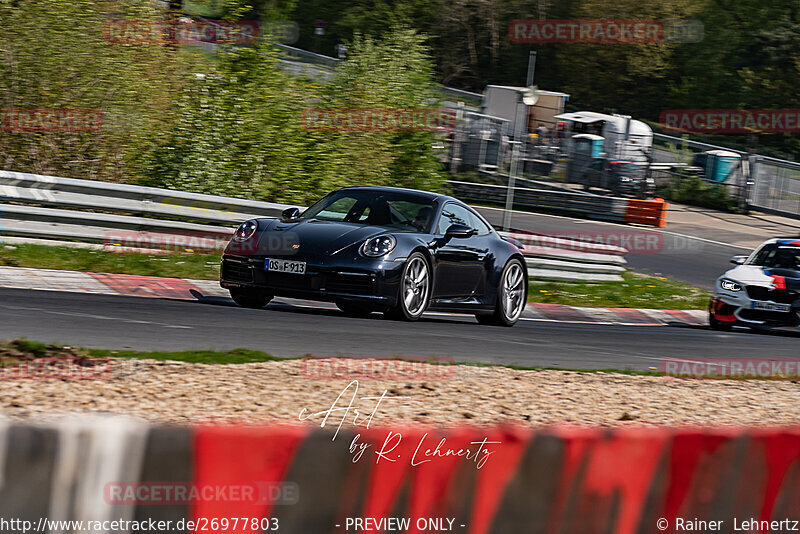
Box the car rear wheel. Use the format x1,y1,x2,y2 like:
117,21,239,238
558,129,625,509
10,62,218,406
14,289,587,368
230,288,272,309
476,259,527,327
385,252,430,321
336,300,373,317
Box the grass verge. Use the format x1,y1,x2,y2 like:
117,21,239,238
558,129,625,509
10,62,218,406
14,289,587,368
87,348,284,365
528,271,711,310
0,243,220,280
2,339,798,381
1,244,711,309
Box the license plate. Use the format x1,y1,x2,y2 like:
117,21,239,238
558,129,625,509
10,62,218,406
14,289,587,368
265,258,306,274
751,301,792,312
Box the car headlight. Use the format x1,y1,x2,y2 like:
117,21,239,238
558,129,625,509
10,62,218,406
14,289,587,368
721,278,742,292
361,235,396,257
233,220,258,241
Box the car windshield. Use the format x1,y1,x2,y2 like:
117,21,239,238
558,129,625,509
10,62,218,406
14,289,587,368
299,189,436,231
748,244,800,270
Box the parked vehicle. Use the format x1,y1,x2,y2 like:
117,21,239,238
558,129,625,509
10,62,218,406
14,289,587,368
579,159,655,198
568,134,655,198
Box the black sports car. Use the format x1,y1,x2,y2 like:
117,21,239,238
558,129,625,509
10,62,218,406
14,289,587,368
220,186,528,326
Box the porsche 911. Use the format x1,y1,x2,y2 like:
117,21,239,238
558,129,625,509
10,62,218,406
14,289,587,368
219,186,528,326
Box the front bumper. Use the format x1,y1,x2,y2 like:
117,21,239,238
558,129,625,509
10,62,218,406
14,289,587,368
219,254,404,308
711,287,800,328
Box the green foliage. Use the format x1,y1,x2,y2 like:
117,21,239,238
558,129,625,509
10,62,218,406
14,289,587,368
89,347,283,364
657,176,744,213
529,271,711,310
285,0,800,158
136,26,447,204
0,0,190,180
10,339,49,358
0,244,221,280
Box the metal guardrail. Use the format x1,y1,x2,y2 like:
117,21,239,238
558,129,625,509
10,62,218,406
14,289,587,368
449,180,668,227
499,231,626,282
273,44,341,68
0,170,628,281
0,170,287,251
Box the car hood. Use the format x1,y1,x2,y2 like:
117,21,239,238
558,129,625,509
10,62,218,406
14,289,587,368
723,265,800,288
257,218,402,257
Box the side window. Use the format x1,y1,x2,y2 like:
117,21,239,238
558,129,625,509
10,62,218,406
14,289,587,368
467,209,493,235
437,203,474,234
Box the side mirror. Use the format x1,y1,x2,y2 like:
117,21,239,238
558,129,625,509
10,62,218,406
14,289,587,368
282,207,301,220
445,223,477,239
730,255,748,265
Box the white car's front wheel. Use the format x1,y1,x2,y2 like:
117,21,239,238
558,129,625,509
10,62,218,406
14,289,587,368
708,300,733,331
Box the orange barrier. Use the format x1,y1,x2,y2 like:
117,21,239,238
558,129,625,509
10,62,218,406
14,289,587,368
625,197,669,227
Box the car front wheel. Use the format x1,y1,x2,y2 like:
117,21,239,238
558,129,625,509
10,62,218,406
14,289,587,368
476,259,527,327
708,310,733,331
230,288,273,309
386,252,431,321
708,300,734,331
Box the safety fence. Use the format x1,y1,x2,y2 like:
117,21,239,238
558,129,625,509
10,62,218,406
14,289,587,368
748,155,800,217
449,180,668,227
5,417,800,534
446,109,800,219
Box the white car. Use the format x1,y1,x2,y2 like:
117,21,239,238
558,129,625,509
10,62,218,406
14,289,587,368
710,238,800,331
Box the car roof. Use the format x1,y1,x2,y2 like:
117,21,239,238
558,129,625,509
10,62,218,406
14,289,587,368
335,185,453,203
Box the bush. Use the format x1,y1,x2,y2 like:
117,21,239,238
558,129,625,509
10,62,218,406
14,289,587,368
135,27,448,204
0,1,447,204
656,176,745,213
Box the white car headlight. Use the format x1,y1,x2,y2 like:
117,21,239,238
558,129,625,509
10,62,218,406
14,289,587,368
361,235,396,257
720,278,742,292
233,220,258,241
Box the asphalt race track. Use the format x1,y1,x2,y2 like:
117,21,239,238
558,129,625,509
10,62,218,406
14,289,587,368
475,207,747,290
1,288,797,371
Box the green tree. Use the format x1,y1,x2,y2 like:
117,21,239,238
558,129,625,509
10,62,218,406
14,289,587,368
137,26,447,204
0,0,188,180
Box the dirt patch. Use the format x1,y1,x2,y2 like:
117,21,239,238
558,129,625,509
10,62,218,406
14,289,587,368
3,358,800,427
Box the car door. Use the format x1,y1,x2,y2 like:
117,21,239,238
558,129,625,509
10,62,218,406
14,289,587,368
431,202,487,299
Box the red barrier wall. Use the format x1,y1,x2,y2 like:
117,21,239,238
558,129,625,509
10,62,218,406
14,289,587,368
191,425,800,534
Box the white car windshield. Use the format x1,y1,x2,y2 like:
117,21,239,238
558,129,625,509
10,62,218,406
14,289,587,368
748,244,800,270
